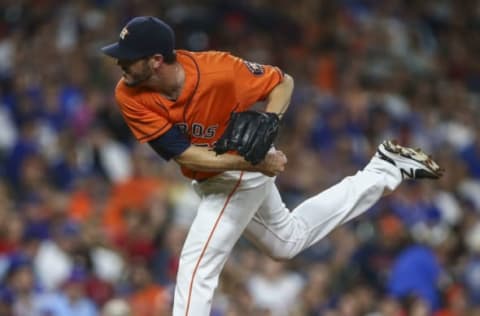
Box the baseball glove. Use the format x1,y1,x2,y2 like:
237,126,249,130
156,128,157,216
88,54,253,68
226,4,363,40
214,111,280,165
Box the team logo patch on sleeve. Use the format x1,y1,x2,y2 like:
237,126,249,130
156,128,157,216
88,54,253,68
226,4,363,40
243,60,265,76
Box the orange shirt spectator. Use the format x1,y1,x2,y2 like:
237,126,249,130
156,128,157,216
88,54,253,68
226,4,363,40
103,176,167,239
129,283,170,316
69,189,93,223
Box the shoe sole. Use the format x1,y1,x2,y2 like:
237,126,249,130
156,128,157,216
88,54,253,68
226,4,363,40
380,140,444,179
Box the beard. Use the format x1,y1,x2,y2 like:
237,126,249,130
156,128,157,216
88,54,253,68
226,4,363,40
123,62,153,87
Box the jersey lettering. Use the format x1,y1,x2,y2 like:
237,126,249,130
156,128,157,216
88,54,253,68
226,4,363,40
191,123,204,137
175,123,188,135
204,125,218,138
178,122,218,139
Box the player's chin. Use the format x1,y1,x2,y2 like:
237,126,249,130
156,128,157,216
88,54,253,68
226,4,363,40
123,73,150,87
123,76,142,87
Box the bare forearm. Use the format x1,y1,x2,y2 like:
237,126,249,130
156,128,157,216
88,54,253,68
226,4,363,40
174,145,257,173
265,74,294,119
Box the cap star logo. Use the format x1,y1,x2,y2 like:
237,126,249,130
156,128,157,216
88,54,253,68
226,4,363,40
119,27,129,40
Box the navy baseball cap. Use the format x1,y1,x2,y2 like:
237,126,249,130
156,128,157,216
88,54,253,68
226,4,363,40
101,16,175,60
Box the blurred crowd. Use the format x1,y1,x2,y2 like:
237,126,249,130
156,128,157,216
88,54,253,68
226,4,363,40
1,0,480,315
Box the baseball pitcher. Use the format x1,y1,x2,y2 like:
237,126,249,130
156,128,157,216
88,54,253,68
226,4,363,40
101,16,443,316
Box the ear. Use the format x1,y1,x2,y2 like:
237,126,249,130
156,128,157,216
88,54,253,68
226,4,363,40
150,54,165,69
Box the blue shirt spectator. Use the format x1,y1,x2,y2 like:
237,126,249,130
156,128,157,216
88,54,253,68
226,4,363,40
388,244,441,311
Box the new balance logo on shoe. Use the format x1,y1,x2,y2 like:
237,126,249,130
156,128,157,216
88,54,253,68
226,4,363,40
376,140,444,180
400,168,414,179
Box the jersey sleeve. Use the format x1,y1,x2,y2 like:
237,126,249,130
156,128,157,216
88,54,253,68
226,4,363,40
115,85,172,143
148,125,191,161
228,53,284,111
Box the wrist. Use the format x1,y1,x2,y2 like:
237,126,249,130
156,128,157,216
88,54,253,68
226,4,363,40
264,112,281,122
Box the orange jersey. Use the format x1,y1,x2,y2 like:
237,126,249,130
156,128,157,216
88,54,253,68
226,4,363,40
115,50,284,180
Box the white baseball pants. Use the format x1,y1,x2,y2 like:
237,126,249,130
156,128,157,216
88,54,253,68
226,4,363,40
172,156,402,316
